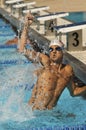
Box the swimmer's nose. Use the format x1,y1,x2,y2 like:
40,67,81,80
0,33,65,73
53,49,56,53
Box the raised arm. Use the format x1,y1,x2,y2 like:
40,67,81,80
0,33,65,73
18,13,50,66
19,13,33,52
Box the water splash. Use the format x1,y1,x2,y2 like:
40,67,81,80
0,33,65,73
0,84,35,123
0,63,40,123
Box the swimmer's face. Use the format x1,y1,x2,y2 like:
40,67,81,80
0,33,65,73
49,45,63,62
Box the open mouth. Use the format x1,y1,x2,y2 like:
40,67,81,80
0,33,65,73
53,55,56,57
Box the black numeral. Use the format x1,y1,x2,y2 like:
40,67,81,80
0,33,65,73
72,32,79,47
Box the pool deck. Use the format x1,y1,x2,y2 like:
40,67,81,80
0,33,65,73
0,7,86,84
28,0,86,13
68,50,86,65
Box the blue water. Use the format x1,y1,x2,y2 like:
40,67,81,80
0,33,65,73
0,17,86,130
66,12,86,23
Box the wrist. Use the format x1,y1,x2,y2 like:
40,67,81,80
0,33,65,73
19,47,27,55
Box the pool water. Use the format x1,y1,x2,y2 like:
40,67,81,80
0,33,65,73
0,17,86,130
66,12,86,23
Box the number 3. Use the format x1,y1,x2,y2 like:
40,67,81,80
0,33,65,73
72,32,79,47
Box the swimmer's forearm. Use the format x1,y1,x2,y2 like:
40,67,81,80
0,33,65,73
28,84,37,105
47,97,57,109
19,13,33,52
72,82,86,96
19,21,29,52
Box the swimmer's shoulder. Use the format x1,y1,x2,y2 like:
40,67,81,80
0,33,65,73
61,63,73,75
39,52,49,61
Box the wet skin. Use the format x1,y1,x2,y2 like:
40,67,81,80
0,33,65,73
19,13,86,110
28,46,73,110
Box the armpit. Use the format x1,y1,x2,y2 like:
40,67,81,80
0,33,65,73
34,67,43,76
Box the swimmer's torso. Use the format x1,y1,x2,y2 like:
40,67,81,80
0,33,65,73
37,65,59,91
37,64,71,90
29,64,72,110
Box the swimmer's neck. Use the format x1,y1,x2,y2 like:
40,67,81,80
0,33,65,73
50,60,62,66
50,62,61,67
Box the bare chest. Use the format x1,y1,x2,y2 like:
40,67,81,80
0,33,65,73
37,66,71,91
37,67,60,89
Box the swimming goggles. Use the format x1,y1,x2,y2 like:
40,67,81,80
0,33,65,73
49,47,62,52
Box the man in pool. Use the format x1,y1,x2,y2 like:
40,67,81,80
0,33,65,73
19,13,86,110
6,36,18,45
5,34,41,52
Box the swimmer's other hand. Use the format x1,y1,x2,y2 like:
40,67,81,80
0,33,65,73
25,13,34,25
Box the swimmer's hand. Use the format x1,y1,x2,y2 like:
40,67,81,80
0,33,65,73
25,12,34,25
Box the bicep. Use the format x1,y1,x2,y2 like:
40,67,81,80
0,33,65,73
65,65,74,95
24,49,40,62
24,49,50,66
39,53,50,66
67,77,74,96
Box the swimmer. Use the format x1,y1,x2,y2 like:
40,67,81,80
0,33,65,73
6,36,18,45
5,36,31,45
19,13,86,110
5,34,41,52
